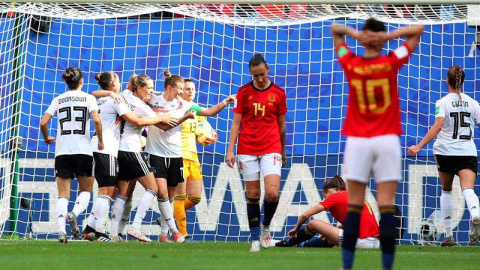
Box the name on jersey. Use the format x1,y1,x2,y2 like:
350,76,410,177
452,101,468,107
97,99,107,106
351,63,392,75
123,99,135,111
58,96,87,104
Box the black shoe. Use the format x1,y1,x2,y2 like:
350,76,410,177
275,240,291,247
81,225,97,241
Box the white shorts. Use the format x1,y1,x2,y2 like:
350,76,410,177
237,153,282,181
343,135,402,184
338,229,380,249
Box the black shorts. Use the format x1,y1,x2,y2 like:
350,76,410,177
118,151,153,181
434,155,478,175
55,154,93,178
149,155,184,187
93,152,118,187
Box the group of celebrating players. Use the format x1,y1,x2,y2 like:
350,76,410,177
40,17,480,270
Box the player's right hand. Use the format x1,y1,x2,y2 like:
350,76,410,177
98,141,104,151
110,92,124,103
160,115,178,127
44,136,55,145
407,145,421,156
226,152,235,168
186,110,196,119
287,228,298,238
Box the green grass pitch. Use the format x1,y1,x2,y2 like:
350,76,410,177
0,240,479,270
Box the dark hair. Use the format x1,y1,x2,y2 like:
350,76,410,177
184,78,194,84
249,53,268,69
163,70,184,89
322,175,347,194
130,74,152,93
94,71,116,90
362,18,386,32
447,65,465,100
62,67,83,89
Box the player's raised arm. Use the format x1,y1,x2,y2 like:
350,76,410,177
385,24,424,52
330,24,359,48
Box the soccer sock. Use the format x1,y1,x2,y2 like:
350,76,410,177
71,191,91,216
262,198,279,227
158,198,177,234
246,197,261,241
462,188,480,219
441,190,453,237
184,195,201,211
379,206,397,270
118,198,133,235
93,195,112,234
110,195,127,236
55,196,69,234
131,189,157,229
86,211,96,229
287,225,315,246
341,204,362,270
173,193,187,235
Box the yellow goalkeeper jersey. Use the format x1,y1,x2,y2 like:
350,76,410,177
182,103,206,161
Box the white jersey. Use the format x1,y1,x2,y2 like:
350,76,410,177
45,90,98,157
433,93,480,156
91,96,132,156
118,90,157,152
145,92,191,158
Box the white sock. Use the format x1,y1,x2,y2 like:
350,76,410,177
463,188,480,219
56,197,69,234
118,198,132,235
131,190,156,229
441,190,453,237
71,191,91,216
86,212,96,229
158,198,177,234
110,195,127,236
93,195,112,234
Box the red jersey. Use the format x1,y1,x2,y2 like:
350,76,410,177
233,81,287,155
320,191,379,239
336,42,412,137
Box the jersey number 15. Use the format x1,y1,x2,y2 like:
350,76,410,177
450,112,472,140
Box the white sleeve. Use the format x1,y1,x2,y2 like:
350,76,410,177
435,100,446,118
87,95,99,112
474,101,480,124
45,98,58,116
115,102,132,116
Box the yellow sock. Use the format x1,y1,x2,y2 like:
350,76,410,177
174,193,187,235
184,195,201,211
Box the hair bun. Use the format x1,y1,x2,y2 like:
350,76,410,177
94,74,101,81
164,70,172,79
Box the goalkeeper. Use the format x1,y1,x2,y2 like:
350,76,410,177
276,175,380,249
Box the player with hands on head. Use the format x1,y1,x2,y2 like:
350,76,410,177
40,67,103,243
226,53,287,252
408,65,480,246
331,18,424,269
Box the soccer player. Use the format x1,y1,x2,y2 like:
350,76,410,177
275,175,379,249
226,54,287,252
40,67,103,243
82,71,175,241
146,71,235,242
408,65,480,246
331,19,424,269
176,79,235,240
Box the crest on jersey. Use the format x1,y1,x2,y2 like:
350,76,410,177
268,93,276,103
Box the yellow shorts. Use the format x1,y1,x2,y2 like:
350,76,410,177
183,159,203,180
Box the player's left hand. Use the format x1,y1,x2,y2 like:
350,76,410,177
407,145,421,156
186,110,196,119
287,228,298,238
281,153,287,167
44,136,55,145
225,95,236,104
98,141,104,151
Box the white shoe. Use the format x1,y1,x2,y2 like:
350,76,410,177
66,212,79,238
127,227,151,242
250,240,260,252
110,234,125,242
470,217,480,245
269,238,281,247
260,225,271,248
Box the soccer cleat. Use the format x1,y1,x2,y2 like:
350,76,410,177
81,226,96,241
260,225,271,248
110,234,125,242
173,231,185,243
274,240,290,247
158,235,172,243
183,235,197,243
440,235,458,247
250,240,260,252
94,233,113,242
58,231,68,243
66,212,80,238
470,217,480,245
127,227,151,242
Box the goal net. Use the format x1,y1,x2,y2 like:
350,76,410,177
1,2,479,244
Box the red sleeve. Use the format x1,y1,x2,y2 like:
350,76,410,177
278,91,287,115
232,87,245,115
335,42,354,67
389,43,412,68
319,192,340,210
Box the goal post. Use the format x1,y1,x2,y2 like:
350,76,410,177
0,2,479,244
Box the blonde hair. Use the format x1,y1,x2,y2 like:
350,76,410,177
129,73,152,93
447,65,465,101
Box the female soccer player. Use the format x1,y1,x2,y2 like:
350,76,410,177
226,54,287,252
40,67,103,243
408,66,480,246
276,175,379,249
82,71,175,241
331,19,424,269
175,79,235,240
146,71,235,242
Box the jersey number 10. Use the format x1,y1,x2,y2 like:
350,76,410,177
351,78,391,114
59,106,88,135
